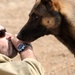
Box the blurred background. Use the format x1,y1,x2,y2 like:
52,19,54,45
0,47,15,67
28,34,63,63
0,0,75,75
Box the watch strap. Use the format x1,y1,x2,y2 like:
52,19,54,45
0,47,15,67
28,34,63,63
17,43,33,52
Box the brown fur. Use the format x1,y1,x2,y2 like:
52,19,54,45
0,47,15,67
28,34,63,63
17,0,75,54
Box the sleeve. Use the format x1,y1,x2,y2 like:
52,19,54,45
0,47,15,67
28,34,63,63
0,58,44,75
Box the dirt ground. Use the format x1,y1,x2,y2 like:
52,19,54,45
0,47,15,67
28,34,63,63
0,0,75,75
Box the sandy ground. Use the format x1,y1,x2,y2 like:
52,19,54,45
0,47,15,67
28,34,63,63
0,0,75,75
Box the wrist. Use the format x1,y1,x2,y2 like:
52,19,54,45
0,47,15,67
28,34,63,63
19,44,35,60
17,43,33,53
19,46,35,60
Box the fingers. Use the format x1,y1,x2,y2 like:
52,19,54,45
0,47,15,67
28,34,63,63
11,35,32,50
11,35,23,48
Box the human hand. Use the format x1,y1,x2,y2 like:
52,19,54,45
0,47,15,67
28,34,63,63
11,35,35,60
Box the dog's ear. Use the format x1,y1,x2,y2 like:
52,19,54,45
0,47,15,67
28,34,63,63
29,0,41,16
33,0,41,9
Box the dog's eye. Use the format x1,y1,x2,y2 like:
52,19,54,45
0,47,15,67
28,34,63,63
35,16,39,19
33,16,39,21
31,13,41,21
33,14,39,20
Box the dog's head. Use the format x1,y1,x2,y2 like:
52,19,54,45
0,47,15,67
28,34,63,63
17,0,62,42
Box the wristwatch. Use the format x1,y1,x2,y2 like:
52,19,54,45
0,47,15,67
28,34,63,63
17,43,32,52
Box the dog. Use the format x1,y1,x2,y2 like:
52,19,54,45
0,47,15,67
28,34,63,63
17,0,75,54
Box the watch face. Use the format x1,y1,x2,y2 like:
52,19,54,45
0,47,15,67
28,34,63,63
17,43,26,52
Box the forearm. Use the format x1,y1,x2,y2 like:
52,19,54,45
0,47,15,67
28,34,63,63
19,46,36,60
